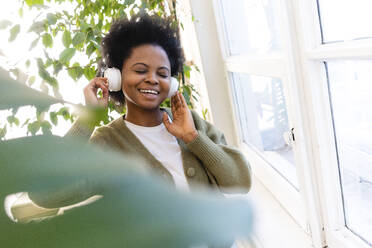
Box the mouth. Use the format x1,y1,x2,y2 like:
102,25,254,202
138,88,159,95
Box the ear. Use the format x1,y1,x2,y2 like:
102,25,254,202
104,68,122,92
168,77,179,98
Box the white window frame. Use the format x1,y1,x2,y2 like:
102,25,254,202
196,0,372,248
292,1,372,248
184,0,372,247
211,1,325,247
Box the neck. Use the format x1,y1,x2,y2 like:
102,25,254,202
124,103,163,127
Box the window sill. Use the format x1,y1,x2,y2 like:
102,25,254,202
238,176,314,248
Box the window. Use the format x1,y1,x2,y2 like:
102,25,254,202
220,0,282,55
326,60,372,245
218,0,297,189
317,0,372,43
213,0,306,227
210,0,372,247
231,73,297,187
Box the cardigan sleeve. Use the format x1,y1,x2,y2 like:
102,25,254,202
186,110,252,193
64,117,95,141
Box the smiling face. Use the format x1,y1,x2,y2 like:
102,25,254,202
121,44,171,111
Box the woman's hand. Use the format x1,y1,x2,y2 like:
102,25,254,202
163,91,198,143
83,77,109,108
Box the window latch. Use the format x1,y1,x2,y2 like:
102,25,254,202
283,128,295,146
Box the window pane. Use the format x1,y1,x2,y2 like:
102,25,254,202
317,0,372,43
220,0,282,55
326,60,372,245
231,73,298,188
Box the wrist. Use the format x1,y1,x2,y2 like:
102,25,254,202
182,130,198,144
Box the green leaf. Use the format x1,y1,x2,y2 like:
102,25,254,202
14,118,20,126
53,62,63,75
41,120,52,134
62,30,71,48
18,7,24,17
0,135,253,247
67,68,80,80
83,66,96,81
72,32,85,46
0,68,64,110
37,58,58,87
57,106,71,120
46,13,57,25
59,48,76,64
125,0,135,5
7,116,20,126
183,64,191,78
79,20,91,31
202,108,209,120
182,85,192,105
0,20,12,29
21,118,31,128
0,125,7,139
45,58,53,68
28,76,36,86
86,42,96,57
68,64,83,80
27,121,41,135
49,112,58,125
42,33,53,48
25,60,31,68
29,37,40,51
25,0,44,6
9,24,20,42
28,21,44,33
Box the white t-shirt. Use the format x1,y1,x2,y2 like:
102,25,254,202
126,121,238,248
124,120,190,192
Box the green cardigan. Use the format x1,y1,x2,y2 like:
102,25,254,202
66,109,251,194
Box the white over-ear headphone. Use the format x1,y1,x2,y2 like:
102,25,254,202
103,67,179,98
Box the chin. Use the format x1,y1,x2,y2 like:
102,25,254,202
135,100,163,111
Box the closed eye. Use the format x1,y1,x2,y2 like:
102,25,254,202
159,74,168,78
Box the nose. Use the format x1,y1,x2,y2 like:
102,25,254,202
144,73,159,85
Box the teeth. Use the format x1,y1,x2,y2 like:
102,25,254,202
140,89,158,95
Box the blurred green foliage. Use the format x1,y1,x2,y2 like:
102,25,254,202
0,69,253,248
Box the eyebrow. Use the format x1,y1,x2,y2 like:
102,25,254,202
131,62,170,72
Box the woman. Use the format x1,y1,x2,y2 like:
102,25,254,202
67,14,251,194
7,13,251,248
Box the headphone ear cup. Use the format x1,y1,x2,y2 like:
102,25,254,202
104,68,122,92
168,77,179,98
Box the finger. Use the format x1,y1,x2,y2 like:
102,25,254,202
162,112,171,130
172,92,179,110
179,92,187,107
99,77,109,86
95,80,109,96
170,95,177,112
85,79,101,95
98,77,108,81
101,83,109,100
175,92,182,110
98,77,108,85
84,82,97,96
